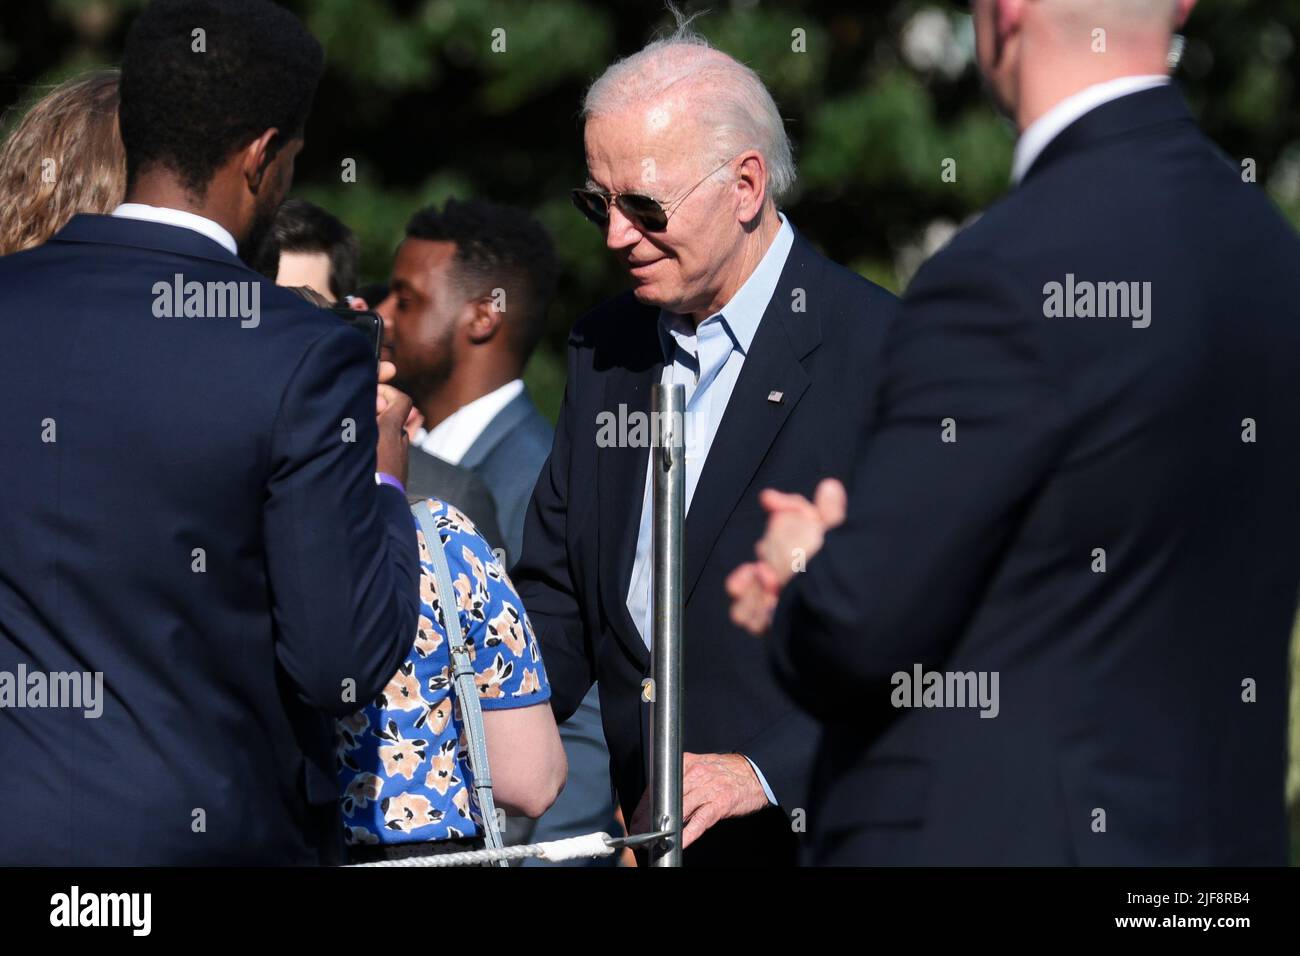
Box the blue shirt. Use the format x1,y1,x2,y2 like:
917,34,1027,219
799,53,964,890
337,498,551,847
624,214,796,804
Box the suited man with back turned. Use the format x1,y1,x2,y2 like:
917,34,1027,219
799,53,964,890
512,22,899,865
730,0,1300,865
0,0,420,865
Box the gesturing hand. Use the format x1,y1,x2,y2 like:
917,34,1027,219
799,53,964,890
726,478,848,635
726,560,782,635
375,364,414,487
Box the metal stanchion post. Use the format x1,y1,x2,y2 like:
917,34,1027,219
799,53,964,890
649,383,685,867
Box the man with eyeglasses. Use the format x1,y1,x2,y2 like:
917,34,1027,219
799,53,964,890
511,22,898,866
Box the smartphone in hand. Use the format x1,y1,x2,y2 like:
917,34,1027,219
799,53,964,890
330,307,383,362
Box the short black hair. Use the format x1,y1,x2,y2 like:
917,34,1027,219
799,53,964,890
404,199,558,364
253,199,359,301
119,0,324,195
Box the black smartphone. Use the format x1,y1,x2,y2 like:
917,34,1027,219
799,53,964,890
330,307,383,360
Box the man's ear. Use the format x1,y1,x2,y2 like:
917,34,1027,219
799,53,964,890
733,150,768,226
464,294,505,346
994,0,1027,45
241,128,282,194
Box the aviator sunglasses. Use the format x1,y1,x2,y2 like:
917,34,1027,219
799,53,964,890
571,154,740,233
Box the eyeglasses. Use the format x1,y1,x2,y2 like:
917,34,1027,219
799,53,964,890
571,154,740,233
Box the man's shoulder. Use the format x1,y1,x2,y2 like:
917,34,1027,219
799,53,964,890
472,390,553,459
569,288,657,347
0,241,54,273
908,175,1072,296
469,397,553,514
786,232,900,342
791,231,898,306
501,399,554,473
512,393,554,446
565,290,661,382
4,225,330,319
923,119,1286,290
0,232,339,361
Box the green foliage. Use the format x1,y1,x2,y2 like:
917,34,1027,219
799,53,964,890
7,0,1299,389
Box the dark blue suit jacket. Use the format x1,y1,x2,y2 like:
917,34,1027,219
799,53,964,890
513,230,898,864
772,85,1300,865
0,215,420,865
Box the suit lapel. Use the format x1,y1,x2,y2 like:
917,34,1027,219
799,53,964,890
683,235,823,602
594,234,825,656
460,391,532,471
597,306,661,669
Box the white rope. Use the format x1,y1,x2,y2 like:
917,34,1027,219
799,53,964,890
531,831,614,863
348,830,618,868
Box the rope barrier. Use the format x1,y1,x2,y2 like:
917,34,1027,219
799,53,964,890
348,830,617,867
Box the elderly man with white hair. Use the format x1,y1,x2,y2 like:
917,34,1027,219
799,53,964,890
511,23,898,865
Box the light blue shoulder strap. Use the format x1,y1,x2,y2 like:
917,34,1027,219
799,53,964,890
411,502,508,865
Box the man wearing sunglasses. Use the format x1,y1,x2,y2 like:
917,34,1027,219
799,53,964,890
511,24,898,866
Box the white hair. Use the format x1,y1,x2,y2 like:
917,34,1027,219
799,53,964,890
582,13,796,203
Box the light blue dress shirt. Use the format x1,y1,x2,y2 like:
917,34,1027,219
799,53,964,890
624,214,795,805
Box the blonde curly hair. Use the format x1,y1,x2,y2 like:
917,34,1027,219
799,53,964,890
0,70,125,257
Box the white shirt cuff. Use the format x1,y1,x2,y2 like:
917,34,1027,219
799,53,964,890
742,755,777,805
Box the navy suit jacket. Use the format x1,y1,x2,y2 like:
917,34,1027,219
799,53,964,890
772,85,1300,865
462,389,554,568
0,215,420,865
513,230,898,865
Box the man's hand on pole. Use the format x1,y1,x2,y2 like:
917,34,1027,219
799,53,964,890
628,752,771,851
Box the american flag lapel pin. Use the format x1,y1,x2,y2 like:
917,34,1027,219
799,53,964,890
767,390,784,404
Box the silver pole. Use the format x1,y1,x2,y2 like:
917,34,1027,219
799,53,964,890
649,383,685,867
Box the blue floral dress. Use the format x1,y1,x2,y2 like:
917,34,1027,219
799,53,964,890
335,498,551,846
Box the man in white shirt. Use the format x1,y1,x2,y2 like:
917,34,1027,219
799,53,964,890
376,199,624,863
377,199,559,567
